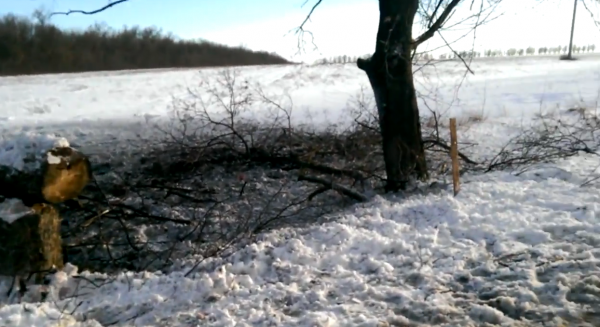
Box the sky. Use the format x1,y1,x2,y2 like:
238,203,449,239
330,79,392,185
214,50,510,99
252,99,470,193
2,0,600,62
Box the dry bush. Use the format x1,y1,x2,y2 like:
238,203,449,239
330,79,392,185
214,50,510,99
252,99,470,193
482,109,600,174
55,69,482,275
51,69,600,279
57,69,386,275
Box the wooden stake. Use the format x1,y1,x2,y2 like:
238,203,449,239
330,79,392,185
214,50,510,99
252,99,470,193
449,118,460,196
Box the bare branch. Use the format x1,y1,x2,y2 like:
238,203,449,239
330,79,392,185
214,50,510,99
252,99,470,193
439,32,475,75
290,0,324,55
581,0,600,31
298,0,324,32
413,0,462,48
423,138,479,165
50,0,130,17
298,175,368,202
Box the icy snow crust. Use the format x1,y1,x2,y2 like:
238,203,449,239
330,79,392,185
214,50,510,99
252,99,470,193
0,55,599,326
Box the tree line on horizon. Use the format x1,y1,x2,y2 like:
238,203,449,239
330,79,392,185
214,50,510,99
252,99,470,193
0,13,290,76
316,44,597,64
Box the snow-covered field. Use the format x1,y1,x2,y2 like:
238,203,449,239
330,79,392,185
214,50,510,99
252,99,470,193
1,55,600,326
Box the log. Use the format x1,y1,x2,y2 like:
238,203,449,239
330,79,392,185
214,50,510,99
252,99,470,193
0,200,63,283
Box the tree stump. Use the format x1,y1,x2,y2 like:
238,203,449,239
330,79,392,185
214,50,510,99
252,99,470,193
0,139,92,206
0,200,63,284
0,137,91,297
42,145,92,204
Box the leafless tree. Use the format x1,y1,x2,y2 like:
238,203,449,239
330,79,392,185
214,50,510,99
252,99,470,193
294,0,502,191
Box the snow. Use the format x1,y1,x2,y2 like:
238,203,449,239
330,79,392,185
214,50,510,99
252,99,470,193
2,171,600,325
53,137,70,148
0,132,69,172
0,54,599,326
1,54,599,130
46,151,62,165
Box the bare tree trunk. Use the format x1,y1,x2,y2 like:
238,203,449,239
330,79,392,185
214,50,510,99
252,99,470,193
358,0,427,192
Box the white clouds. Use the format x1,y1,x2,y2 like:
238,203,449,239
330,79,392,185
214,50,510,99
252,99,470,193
198,2,379,62
198,0,600,62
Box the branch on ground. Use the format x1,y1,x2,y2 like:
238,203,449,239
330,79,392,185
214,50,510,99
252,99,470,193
483,110,600,174
298,174,368,202
58,69,384,273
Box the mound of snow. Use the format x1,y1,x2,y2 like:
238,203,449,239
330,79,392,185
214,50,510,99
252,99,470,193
0,160,598,326
0,304,101,327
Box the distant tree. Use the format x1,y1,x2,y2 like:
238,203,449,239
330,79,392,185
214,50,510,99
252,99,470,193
526,46,535,55
507,48,517,56
517,49,524,56
31,8,50,25
590,44,596,52
582,45,587,52
0,13,289,75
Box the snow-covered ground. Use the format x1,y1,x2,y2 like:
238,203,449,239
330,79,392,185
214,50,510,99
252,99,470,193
1,55,600,326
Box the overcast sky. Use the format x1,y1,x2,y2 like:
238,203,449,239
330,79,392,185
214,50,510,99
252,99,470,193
3,0,600,62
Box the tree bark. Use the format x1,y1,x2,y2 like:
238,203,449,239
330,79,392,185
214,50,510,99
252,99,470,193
357,0,427,192
0,202,63,284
